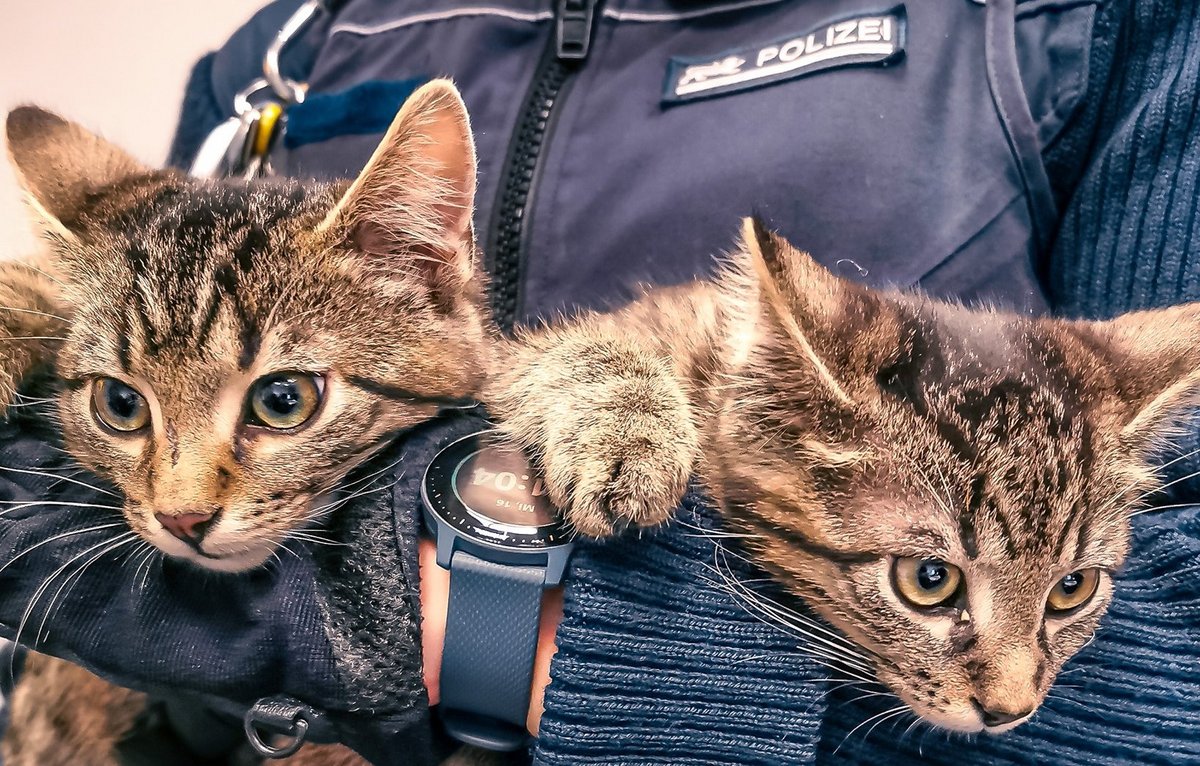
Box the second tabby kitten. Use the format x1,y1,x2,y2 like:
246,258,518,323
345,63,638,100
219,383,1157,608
491,218,1200,733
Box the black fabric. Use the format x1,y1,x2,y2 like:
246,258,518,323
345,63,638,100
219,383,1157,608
0,413,488,765
166,52,224,171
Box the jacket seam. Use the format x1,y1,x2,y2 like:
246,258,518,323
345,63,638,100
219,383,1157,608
330,7,553,38
603,0,787,23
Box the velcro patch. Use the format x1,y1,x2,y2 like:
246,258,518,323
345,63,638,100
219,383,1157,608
663,6,906,104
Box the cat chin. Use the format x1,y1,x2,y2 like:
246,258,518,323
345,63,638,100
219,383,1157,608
184,548,276,574
977,717,1028,735
888,686,1018,734
150,534,275,574
903,700,1031,735
907,703,988,734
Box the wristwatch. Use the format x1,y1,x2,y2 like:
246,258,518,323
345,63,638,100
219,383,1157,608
421,431,574,751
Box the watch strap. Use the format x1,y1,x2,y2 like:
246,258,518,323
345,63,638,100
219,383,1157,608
439,549,544,750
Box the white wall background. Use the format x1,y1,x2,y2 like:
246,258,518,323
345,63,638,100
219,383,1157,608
0,2,261,254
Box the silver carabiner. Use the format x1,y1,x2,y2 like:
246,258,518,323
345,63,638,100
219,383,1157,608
234,78,277,117
190,0,324,178
263,0,323,105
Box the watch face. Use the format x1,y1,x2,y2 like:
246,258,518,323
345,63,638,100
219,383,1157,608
423,433,572,550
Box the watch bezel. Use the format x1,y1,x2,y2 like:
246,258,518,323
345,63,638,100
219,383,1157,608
421,432,574,554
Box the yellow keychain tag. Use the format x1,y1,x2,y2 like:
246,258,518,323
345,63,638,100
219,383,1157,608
253,102,284,157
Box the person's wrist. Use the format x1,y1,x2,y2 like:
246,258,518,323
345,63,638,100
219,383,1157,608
418,538,561,736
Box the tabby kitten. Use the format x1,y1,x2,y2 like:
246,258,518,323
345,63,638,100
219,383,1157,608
1,79,482,766
2,80,484,572
490,218,1200,733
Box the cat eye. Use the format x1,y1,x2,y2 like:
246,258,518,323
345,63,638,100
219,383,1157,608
1046,568,1100,614
246,372,323,430
892,557,962,609
92,378,150,433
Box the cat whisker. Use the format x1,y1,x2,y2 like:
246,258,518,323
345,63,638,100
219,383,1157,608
129,543,157,596
140,550,160,594
286,531,348,548
839,689,899,707
708,556,866,655
11,391,55,403
1114,442,1200,498
0,465,120,497
834,703,911,754
0,306,70,323
900,451,956,516
14,262,68,290
0,521,127,576
671,515,760,541
261,267,306,333
1130,464,1200,505
11,531,138,671
0,499,122,509
275,540,302,560
308,473,404,520
0,336,67,342
1130,500,1200,516
925,451,960,514
899,713,926,746
36,533,140,645
713,551,878,661
869,705,913,740
700,569,876,679
0,499,124,519
736,594,876,671
319,451,407,497
5,396,57,408
917,716,941,757
707,548,878,677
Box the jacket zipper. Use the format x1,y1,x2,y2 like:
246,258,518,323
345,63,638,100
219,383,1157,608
487,0,601,334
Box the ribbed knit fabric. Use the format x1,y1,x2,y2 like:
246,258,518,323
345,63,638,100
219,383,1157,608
1049,0,1200,319
536,497,827,765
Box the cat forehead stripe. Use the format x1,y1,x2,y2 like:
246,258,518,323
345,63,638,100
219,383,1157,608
663,6,906,103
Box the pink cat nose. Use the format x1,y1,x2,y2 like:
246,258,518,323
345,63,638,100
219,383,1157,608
155,511,216,544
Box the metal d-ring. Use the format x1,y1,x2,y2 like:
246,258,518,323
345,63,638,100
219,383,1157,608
263,0,323,105
244,708,310,759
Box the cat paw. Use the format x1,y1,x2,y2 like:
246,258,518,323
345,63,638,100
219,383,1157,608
537,375,698,539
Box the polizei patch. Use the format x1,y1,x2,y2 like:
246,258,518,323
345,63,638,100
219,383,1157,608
663,7,906,103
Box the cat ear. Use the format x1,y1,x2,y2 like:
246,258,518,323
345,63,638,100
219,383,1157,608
316,79,477,301
1088,303,1200,450
6,106,148,239
740,217,879,407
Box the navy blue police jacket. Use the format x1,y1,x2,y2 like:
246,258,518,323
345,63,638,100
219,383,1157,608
3,0,1200,764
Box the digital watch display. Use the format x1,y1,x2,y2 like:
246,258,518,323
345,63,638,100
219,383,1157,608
422,432,572,551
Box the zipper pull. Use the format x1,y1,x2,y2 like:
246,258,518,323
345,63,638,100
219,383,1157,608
556,0,600,61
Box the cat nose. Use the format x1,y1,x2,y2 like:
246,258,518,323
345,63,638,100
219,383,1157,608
975,701,1032,728
155,511,216,544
